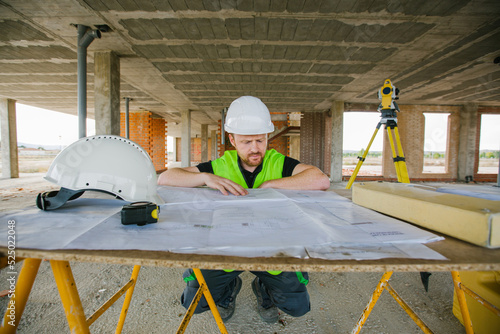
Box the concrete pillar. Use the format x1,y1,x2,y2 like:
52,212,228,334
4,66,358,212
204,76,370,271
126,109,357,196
0,99,19,178
94,51,120,135
330,101,344,183
175,137,180,162
457,103,478,181
211,130,217,160
289,112,301,160
181,110,191,167
201,124,208,162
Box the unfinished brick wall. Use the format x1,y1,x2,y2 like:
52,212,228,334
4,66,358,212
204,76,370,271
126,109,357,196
150,117,167,171
300,111,330,173
268,112,289,156
120,111,166,171
217,119,233,155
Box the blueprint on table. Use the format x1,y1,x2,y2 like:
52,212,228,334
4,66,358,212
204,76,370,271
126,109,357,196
0,187,446,260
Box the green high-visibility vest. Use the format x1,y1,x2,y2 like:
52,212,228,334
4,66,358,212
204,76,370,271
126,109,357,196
211,149,285,188
212,149,285,275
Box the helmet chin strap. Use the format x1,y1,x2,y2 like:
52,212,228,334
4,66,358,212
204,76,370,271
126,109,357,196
36,188,85,211
36,187,124,211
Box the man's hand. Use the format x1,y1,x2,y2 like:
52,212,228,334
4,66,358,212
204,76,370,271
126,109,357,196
158,167,248,196
202,173,248,196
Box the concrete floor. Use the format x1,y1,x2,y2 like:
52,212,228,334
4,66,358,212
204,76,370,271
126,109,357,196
2,173,497,333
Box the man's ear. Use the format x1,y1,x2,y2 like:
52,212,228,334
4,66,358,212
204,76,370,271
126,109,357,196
228,133,236,147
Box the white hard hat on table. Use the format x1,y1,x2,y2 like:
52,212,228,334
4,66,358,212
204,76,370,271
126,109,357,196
224,96,275,135
37,135,164,210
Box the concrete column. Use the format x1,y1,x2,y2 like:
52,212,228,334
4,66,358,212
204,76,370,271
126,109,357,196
201,124,208,162
289,112,301,160
0,99,19,178
175,137,180,162
457,103,478,181
94,51,120,135
170,136,177,164
181,110,191,167
330,101,344,183
497,156,500,187
211,130,217,160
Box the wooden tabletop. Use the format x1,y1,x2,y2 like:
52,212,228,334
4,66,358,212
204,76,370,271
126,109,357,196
3,233,499,273
3,186,498,273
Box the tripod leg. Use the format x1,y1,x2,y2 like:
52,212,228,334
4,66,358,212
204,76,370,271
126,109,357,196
346,125,381,189
386,126,410,183
386,127,401,182
393,126,410,183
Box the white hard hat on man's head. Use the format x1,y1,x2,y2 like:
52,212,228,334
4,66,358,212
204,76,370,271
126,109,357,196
224,96,275,135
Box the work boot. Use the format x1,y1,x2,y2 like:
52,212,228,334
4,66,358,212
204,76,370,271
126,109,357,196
216,276,242,322
252,277,279,323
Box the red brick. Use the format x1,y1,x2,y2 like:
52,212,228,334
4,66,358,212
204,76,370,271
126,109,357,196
120,112,166,171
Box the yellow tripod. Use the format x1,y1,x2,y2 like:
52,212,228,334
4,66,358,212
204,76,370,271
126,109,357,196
346,79,410,189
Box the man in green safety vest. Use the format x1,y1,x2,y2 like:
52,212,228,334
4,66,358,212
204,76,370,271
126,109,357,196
158,96,330,323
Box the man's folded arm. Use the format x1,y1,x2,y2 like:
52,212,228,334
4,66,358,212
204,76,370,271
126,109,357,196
259,163,330,191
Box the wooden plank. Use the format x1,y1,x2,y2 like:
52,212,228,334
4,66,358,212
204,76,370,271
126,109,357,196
352,182,500,248
4,234,500,272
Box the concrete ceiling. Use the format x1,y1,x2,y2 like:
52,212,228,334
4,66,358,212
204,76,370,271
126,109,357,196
0,0,499,137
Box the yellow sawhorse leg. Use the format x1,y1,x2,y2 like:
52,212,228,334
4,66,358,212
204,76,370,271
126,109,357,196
454,272,500,317
352,271,494,333
51,261,141,333
451,271,474,334
352,271,433,334
177,268,228,334
86,264,141,333
115,265,141,333
0,258,42,334
51,260,90,333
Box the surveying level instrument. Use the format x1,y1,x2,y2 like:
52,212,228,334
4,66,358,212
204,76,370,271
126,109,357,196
346,79,410,189
378,78,400,112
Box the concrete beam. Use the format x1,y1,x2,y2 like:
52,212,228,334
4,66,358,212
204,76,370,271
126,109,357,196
94,51,120,135
181,109,191,167
0,99,19,178
330,101,344,183
457,103,478,181
201,124,208,162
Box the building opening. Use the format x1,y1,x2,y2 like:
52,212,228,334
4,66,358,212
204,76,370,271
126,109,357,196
423,113,449,174
478,114,500,174
343,112,383,176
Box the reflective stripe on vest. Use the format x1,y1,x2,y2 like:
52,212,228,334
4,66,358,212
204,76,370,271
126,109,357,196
183,272,196,282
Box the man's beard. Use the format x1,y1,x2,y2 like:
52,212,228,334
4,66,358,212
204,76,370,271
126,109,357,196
242,152,263,167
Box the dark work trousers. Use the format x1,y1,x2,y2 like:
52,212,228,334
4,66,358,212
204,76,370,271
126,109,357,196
180,269,310,317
